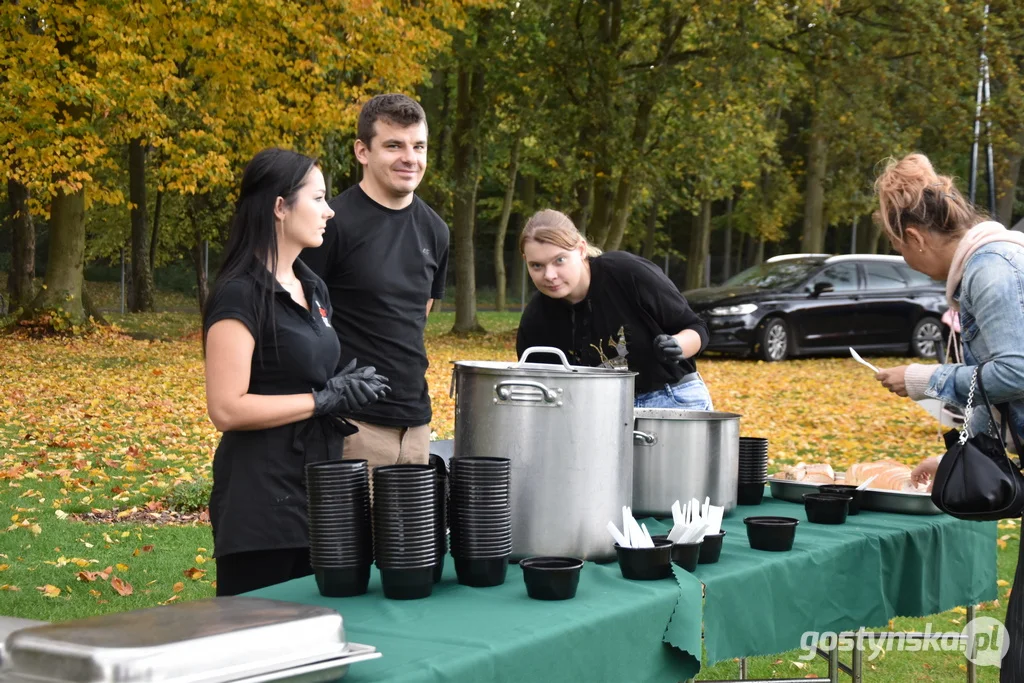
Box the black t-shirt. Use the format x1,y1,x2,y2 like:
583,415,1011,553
302,185,449,427
203,259,343,558
516,251,708,395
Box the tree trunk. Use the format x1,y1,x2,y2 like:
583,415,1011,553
685,200,712,291
572,175,594,239
605,88,658,252
7,178,35,308
800,106,828,253
589,165,614,248
722,196,733,282
493,134,521,313
996,130,1024,227
450,55,485,334
755,236,765,265
129,137,155,312
641,201,659,260
190,240,209,316
511,175,535,307
25,184,87,324
149,189,163,267
734,230,746,274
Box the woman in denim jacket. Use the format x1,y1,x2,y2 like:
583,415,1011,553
872,153,1024,682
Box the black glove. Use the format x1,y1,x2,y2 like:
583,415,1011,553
312,359,391,417
653,334,685,365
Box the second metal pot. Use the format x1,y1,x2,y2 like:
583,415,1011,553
632,408,741,518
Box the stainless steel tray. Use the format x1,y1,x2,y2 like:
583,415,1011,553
769,477,941,515
768,478,823,504
0,619,47,667
859,487,942,515
0,597,372,683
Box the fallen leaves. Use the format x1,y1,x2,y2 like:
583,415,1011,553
172,581,184,593
36,584,61,598
110,576,133,597
183,567,206,581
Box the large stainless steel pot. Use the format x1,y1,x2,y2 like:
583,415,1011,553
451,347,636,562
632,408,741,518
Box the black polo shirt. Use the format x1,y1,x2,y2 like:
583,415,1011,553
516,251,709,395
203,259,343,558
302,184,449,427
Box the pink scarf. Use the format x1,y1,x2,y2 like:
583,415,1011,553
945,221,1024,311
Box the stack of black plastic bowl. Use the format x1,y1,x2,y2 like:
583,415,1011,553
372,464,439,599
737,436,769,505
449,457,512,587
428,454,449,583
306,459,373,597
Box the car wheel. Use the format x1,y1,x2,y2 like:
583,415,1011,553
912,316,943,359
757,318,789,362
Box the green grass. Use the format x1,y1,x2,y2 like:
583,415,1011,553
1,522,216,621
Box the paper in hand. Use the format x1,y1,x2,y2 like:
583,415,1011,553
849,347,880,373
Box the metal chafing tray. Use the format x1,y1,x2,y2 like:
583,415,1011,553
0,597,381,683
769,476,942,515
0,619,47,667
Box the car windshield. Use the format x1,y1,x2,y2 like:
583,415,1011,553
722,260,822,290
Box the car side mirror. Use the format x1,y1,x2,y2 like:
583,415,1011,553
810,282,834,297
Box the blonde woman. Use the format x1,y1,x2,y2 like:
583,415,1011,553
872,153,1024,681
516,209,712,409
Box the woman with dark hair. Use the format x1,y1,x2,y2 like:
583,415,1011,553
872,152,1024,681
203,147,389,596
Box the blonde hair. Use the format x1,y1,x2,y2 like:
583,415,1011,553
519,209,603,257
873,153,980,245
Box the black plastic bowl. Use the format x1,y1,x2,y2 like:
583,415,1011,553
615,542,673,580
819,485,863,515
744,516,799,551
670,541,702,572
454,555,509,587
314,564,371,598
736,482,765,505
519,556,584,600
803,493,851,525
379,566,434,600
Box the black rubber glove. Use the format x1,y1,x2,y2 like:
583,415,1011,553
653,334,685,365
312,359,391,417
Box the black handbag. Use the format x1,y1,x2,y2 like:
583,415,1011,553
931,364,1024,521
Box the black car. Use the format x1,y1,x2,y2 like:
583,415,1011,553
683,254,948,362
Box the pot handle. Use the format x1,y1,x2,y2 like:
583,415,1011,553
516,346,576,372
633,430,657,446
496,379,560,404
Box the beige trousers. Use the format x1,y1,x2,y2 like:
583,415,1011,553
342,419,430,470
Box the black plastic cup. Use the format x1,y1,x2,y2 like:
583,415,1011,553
803,493,851,525
670,541,702,572
520,556,583,600
615,542,672,580
744,516,798,551
819,485,863,515
314,565,371,598
379,566,434,600
454,555,510,587
737,482,765,505
697,531,726,564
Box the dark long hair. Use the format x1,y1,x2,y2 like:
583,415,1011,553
204,148,318,357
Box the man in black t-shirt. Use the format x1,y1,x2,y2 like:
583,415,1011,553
302,94,449,469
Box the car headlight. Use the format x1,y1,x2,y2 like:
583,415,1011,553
707,303,758,316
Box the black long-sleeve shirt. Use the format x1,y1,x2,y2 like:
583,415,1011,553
516,251,708,394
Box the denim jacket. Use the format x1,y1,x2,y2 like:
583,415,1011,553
925,241,1024,446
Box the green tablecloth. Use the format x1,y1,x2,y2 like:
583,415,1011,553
248,492,997,682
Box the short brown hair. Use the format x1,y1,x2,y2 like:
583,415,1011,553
357,94,427,148
873,153,981,246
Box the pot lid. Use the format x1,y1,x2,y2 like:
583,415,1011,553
453,345,637,378
633,408,741,420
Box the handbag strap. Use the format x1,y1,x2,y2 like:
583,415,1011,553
972,364,1010,452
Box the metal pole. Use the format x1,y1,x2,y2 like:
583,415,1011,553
738,657,747,679
966,604,977,683
982,53,997,217
969,5,990,205
119,247,125,314
850,217,858,254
